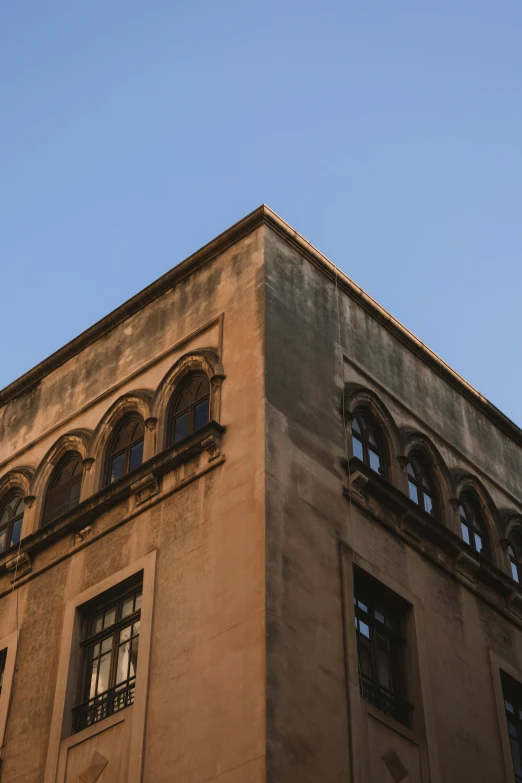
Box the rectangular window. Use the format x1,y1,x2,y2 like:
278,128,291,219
502,672,522,783
354,569,412,726
73,579,142,733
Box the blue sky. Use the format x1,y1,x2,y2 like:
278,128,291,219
2,1,522,424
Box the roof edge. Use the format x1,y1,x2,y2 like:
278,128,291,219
261,207,522,449
2,203,521,451
0,204,267,406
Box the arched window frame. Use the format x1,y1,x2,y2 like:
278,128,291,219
406,453,437,517
350,409,386,477
0,491,25,553
459,493,489,557
150,350,224,453
42,451,84,527
104,414,145,487
167,372,211,446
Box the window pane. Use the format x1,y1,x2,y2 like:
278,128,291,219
512,561,520,583
120,625,132,643
474,532,483,554
408,480,419,505
194,399,209,431
132,620,140,637
135,592,142,612
376,646,392,691
68,478,82,504
510,737,522,778
10,517,23,547
369,448,381,474
116,642,130,684
174,412,189,443
101,637,112,654
91,614,103,635
110,453,125,484
86,659,98,700
122,596,134,619
424,493,434,515
407,462,415,477
359,621,370,638
129,441,143,472
103,607,116,629
130,636,139,678
0,510,8,526
352,435,364,461
352,417,361,434
97,652,112,695
461,522,470,545
0,530,6,554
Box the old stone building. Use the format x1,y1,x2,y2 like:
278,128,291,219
0,205,521,782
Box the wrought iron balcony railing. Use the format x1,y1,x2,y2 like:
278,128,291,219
73,678,135,733
359,673,412,727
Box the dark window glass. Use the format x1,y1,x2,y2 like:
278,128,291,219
168,374,210,445
0,648,7,696
0,494,25,553
459,495,488,557
74,582,142,733
106,416,145,486
406,456,436,517
42,454,83,526
354,569,412,726
351,412,384,476
508,537,522,583
502,672,522,783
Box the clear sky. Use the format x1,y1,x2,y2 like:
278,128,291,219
2,2,521,424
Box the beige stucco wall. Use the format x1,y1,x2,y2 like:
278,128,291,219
0,225,266,782
264,223,522,783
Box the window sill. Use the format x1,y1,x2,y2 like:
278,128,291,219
364,700,420,745
0,420,225,569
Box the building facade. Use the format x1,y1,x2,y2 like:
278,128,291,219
0,206,521,782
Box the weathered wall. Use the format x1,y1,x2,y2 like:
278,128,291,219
264,223,522,783
0,225,266,782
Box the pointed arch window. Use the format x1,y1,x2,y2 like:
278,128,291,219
459,494,488,556
351,412,383,475
42,453,83,526
507,534,522,583
0,493,24,553
407,455,435,516
106,416,145,486
168,374,210,445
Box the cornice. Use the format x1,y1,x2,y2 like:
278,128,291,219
2,204,522,454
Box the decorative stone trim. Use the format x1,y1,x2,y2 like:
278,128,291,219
0,420,226,567
201,433,222,462
455,550,480,581
5,551,32,581
131,473,160,506
74,525,94,545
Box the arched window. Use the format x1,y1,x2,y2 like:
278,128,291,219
0,493,24,552
106,416,145,485
351,412,384,475
168,374,210,445
459,494,488,556
507,534,522,583
407,455,435,516
42,453,83,526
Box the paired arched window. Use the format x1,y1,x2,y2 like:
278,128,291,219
459,494,488,556
406,455,435,516
168,374,210,445
42,452,83,526
351,412,384,475
0,493,24,552
106,415,145,485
